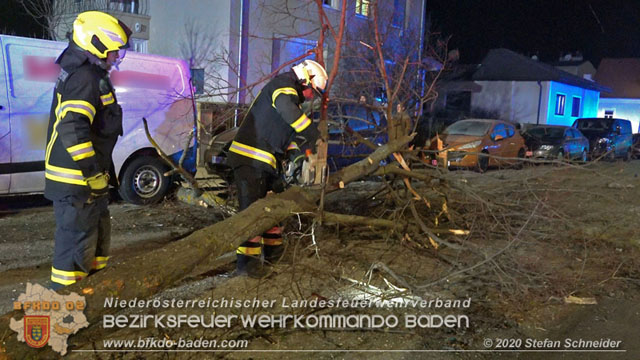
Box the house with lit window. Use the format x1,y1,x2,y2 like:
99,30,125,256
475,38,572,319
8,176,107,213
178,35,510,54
594,58,640,133
435,48,609,126
52,0,426,107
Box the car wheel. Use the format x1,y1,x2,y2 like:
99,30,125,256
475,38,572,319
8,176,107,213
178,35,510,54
607,148,616,161
119,156,172,205
580,149,588,163
624,148,632,161
556,150,565,163
477,152,489,173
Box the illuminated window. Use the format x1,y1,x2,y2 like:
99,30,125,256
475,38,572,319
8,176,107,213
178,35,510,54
356,0,369,17
323,0,340,9
571,96,581,117
555,94,566,115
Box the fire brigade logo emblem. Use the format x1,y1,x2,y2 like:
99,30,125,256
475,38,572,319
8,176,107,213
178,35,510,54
10,283,89,355
24,315,50,348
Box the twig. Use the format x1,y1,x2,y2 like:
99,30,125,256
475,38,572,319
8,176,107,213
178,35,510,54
417,201,542,289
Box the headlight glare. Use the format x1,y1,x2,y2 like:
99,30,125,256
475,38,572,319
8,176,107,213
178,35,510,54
458,140,482,150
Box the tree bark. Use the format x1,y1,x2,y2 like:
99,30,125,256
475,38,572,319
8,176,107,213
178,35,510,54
0,136,414,359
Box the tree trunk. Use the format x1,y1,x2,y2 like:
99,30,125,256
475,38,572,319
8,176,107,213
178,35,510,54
0,136,414,359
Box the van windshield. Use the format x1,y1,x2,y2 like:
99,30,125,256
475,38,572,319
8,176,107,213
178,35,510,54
443,121,492,136
527,127,564,139
576,118,613,131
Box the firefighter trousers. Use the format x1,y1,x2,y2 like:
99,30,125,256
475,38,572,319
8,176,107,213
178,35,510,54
51,195,110,286
233,166,283,268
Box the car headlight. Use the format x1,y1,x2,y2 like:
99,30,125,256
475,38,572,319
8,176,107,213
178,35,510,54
458,140,482,150
539,145,554,150
598,138,609,144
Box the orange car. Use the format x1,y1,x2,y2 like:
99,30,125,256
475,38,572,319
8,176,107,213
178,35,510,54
428,119,526,172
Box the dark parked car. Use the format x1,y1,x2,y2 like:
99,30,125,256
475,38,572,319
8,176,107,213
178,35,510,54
208,103,389,178
522,125,589,161
327,103,387,171
573,118,633,160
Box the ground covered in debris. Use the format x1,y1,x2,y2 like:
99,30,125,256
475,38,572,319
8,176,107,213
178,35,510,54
2,160,640,359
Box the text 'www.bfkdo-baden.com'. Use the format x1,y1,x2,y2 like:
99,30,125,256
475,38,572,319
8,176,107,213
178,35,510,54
102,337,249,350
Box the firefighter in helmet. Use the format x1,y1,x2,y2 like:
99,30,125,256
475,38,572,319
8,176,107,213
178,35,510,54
45,11,131,289
227,59,328,277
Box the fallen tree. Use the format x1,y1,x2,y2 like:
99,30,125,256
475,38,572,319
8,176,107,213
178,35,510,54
0,136,415,359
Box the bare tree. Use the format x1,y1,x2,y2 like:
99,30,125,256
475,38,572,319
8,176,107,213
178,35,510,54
17,0,66,40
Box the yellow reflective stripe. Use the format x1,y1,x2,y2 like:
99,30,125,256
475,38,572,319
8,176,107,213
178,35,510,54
229,141,277,169
51,267,87,285
100,92,115,105
71,150,95,161
46,163,83,176
92,256,109,270
261,238,283,246
287,142,299,151
45,93,63,165
67,141,96,161
58,100,96,124
45,172,86,185
45,164,87,186
66,142,92,153
272,87,298,108
236,247,262,255
291,113,312,132
50,274,75,286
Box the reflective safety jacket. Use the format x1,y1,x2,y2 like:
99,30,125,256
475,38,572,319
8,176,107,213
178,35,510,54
44,44,123,201
227,71,319,173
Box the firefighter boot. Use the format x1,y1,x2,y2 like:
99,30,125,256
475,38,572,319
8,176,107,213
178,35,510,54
235,254,270,279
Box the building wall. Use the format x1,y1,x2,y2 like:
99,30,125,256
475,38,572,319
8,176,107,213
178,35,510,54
598,98,640,133
241,0,425,103
471,81,549,124
52,0,425,105
546,81,599,126
470,80,600,126
148,0,232,102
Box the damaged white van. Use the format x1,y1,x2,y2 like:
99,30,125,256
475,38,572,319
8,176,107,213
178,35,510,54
0,35,195,204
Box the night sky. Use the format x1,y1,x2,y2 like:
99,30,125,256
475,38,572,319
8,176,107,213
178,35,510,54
3,0,640,68
0,0,45,38
426,0,640,67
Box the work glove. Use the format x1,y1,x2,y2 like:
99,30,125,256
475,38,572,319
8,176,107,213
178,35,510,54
86,172,109,199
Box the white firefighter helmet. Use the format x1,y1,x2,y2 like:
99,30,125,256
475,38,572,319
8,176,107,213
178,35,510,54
292,60,328,92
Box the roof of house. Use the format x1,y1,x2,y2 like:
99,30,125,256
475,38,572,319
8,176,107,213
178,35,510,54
472,48,609,92
594,58,640,98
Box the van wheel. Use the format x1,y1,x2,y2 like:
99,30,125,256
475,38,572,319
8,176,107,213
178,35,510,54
580,149,588,163
624,148,632,161
119,156,171,205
